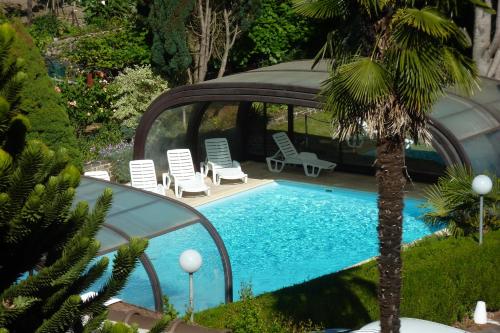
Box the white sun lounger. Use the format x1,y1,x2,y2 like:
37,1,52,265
167,149,210,198
84,170,111,181
266,132,337,177
129,159,166,195
203,138,248,185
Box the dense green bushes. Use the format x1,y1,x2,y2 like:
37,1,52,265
9,20,81,164
197,231,500,330
64,26,150,73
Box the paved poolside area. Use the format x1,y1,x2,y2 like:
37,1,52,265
163,161,430,207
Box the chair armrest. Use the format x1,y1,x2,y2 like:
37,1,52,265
207,161,217,171
268,150,283,160
232,160,242,171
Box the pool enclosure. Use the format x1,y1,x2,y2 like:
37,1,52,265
76,177,233,312
134,60,500,180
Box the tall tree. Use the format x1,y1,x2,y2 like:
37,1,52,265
149,0,196,85
149,0,257,85
0,22,149,333
473,0,500,79
294,1,479,332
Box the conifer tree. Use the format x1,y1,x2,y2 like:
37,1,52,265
0,22,149,333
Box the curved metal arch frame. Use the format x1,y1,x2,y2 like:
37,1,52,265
100,223,164,312
134,82,471,168
84,176,233,313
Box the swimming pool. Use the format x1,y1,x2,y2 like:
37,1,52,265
104,180,439,312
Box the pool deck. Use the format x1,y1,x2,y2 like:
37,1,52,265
163,161,430,207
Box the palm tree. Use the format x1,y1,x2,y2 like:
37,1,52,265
294,1,484,332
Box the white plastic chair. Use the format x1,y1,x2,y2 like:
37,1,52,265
84,170,111,181
266,132,337,177
203,138,248,185
129,159,166,195
167,149,210,198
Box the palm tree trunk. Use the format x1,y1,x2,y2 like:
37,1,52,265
376,136,406,333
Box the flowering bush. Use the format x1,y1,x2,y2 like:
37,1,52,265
59,77,117,136
111,65,168,133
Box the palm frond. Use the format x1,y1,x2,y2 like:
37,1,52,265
356,0,387,17
468,0,496,13
333,57,391,106
293,0,348,19
393,7,456,40
441,47,479,96
312,31,354,70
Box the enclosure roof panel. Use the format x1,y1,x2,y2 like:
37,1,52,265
76,177,203,254
200,60,329,90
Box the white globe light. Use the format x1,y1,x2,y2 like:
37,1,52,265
472,175,493,195
179,249,202,273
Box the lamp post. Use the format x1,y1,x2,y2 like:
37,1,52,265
472,175,493,245
179,249,202,323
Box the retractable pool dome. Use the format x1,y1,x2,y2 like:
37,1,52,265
134,60,500,178
76,177,233,313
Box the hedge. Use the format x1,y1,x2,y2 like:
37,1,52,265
8,20,81,164
196,230,500,330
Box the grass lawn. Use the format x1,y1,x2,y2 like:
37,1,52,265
196,230,500,330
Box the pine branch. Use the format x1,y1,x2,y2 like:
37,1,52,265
34,295,82,333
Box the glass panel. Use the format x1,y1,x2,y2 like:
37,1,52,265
299,108,339,162
95,228,128,254
468,78,500,114
147,223,225,312
88,253,155,310
77,178,201,249
245,102,268,159
198,102,241,163
89,223,225,312
145,104,202,175
339,136,376,169
405,143,446,177
462,132,500,175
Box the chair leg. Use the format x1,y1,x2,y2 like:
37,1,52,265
175,185,182,198
266,157,285,173
243,175,248,183
212,171,217,185
205,188,210,196
215,174,221,185
304,164,321,177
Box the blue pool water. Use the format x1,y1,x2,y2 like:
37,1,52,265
101,180,439,312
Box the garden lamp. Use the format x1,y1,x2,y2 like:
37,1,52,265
472,175,493,245
179,249,202,322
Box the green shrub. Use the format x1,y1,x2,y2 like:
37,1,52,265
111,65,168,133
63,26,150,72
28,14,70,50
83,0,137,27
423,165,499,237
9,20,81,165
197,231,500,330
79,124,124,162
